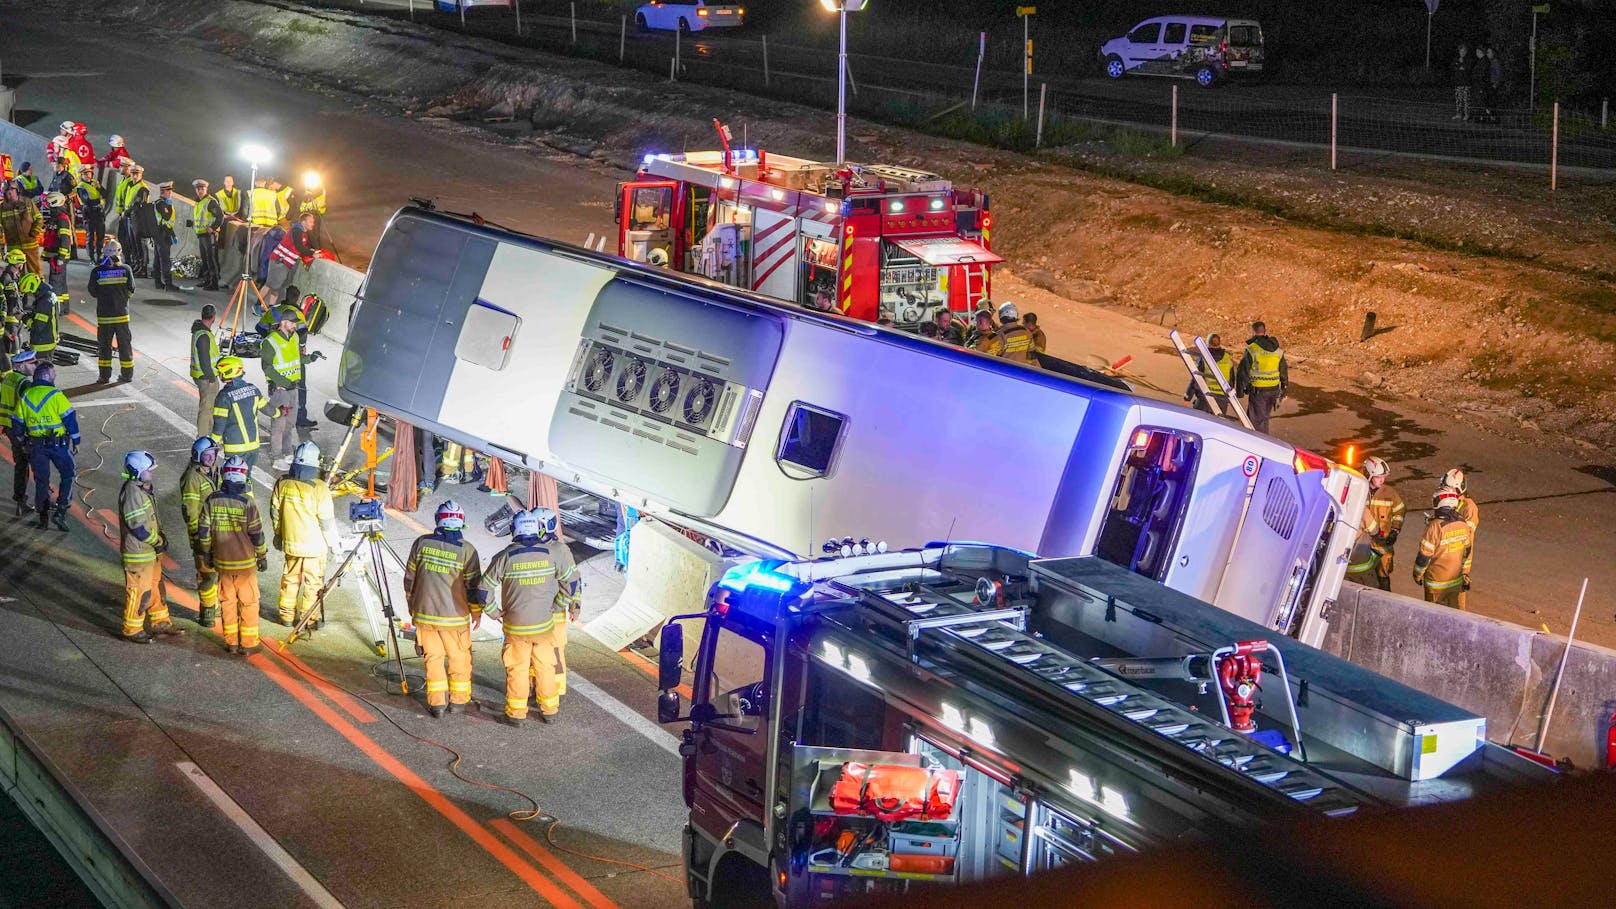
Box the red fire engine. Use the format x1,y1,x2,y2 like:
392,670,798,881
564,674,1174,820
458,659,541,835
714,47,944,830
615,122,999,326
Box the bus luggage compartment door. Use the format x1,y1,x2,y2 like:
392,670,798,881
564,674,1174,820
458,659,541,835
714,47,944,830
1214,458,1333,634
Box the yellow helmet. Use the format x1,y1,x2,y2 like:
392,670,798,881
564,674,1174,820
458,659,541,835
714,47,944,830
4,250,24,266
216,356,245,380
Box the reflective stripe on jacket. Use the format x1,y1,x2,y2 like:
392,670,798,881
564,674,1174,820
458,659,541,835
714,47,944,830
119,480,163,566
0,371,26,422
1244,343,1284,388
180,464,218,542
1415,513,1473,589
215,188,241,217
996,324,1034,363
17,385,75,439
191,327,220,380
210,380,265,453
260,330,302,388
269,475,337,558
198,490,266,572
405,533,483,626
478,541,580,635
1365,485,1406,555
248,187,281,227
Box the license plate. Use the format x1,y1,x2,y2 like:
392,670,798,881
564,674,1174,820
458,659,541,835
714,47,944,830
1230,60,1247,67
716,8,732,13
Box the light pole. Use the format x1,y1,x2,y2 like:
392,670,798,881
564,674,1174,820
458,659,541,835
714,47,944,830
1018,7,1036,120
820,0,867,166
240,144,270,290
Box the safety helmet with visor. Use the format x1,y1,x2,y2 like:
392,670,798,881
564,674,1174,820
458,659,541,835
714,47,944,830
216,356,246,380
123,450,156,482
435,500,466,532
191,437,221,466
221,456,250,488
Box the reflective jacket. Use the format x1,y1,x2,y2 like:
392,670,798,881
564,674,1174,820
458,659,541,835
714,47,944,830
996,323,1034,363
180,463,218,544
154,198,175,239
191,195,221,235
0,370,27,425
1187,348,1235,404
1236,335,1288,392
1457,496,1479,534
247,186,281,227
14,173,42,201
114,177,142,215
30,288,58,353
14,383,78,443
1365,484,1406,556
75,180,105,211
198,489,266,572
190,320,219,381
42,210,73,262
477,540,580,636
1029,324,1047,355
215,187,241,217
211,378,265,453
269,473,337,558
119,479,163,567
1414,509,1474,589
259,329,302,389
405,531,483,627
88,262,135,325
299,187,327,216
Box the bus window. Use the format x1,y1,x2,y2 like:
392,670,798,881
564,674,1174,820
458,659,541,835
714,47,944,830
1095,429,1200,581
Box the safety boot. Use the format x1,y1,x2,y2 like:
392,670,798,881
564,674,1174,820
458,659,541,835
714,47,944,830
445,702,461,715
125,631,155,644
428,705,445,719
13,497,25,517
198,606,219,627
50,508,69,532
96,371,111,384
35,508,49,529
498,714,524,729
151,623,184,637
536,712,553,725
118,371,134,384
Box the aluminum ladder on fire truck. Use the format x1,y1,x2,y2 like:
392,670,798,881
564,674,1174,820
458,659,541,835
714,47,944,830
961,263,990,312
844,575,1374,819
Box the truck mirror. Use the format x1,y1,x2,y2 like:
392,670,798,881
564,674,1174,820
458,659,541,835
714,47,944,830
657,690,683,724
659,623,684,691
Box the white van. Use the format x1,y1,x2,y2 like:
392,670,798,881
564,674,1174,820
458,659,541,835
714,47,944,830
1099,16,1265,87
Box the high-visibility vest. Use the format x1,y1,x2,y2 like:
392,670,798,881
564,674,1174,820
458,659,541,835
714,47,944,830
18,384,73,438
261,331,303,386
115,178,142,214
155,199,175,232
276,185,293,215
76,181,104,207
193,197,219,234
1244,343,1284,389
1199,349,1234,397
247,187,281,227
190,327,220,380
0,370,27,422
216,188,241,217
269,233,302,268
31,292,59,353
14,173,40,196
299,188,327,216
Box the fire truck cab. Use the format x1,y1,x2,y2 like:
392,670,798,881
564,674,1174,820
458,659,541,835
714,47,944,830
617,142,997,327
656,545,1551,908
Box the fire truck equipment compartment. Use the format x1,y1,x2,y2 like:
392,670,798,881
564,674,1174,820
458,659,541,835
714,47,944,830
887,237,1005,267
829,763,960,822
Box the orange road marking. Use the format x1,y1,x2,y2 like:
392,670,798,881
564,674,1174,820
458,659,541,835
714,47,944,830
618,648,692,699
385,507,430,534
247,653,587,909
490,817,623,909
174,379,199,398
264,641,377,725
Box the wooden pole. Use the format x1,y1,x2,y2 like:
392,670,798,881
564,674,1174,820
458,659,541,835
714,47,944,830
763,34,769,86
1331,92,1338,170
620,15,626,62
1170,84,1178,147
1036,83,1047,147
1551,101,1559,191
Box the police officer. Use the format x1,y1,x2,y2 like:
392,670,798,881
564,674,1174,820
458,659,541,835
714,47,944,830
113,163,147,277
1413,488,1474,610
152,181,177,291
210,356,267,476
404,501,483,718
13,362,78,531
478,507,581,727
269,442,339,628
1,349,38,515
198,456,269,654
259,307,303,467
88,240,136,383
189,179,223,291
75,165,107,263
181,437,222,627
190,304,221,436
119,450,180,642
993,301,1034,363
1235,320,1288,435
1185,333,1235,415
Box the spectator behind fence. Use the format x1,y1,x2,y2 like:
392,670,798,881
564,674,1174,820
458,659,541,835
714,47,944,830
1451,44,1471,122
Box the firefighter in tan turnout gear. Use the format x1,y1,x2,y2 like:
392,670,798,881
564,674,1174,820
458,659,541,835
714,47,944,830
197,456,268,654
269,442,339,627
1438,467,1479,611
477,507,581,727
1413,488,1474,610
992,301,1035,363
1345,456,1405,591
405,501,483,718
119,451,180,643
180,437,222,626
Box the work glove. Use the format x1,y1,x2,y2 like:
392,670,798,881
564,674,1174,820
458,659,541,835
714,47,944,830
1462,575,1472,591
154,535,168,554
569,605,582,623
1411,568,1424,584
414,639,425,658
1384,531,1399,547
306,350,326,363
257,556,269,572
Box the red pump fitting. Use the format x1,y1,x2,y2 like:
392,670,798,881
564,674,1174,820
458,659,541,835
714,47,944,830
1217,640,1269,733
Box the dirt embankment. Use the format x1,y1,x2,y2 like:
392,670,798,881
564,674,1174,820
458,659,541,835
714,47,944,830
86,0,1616,451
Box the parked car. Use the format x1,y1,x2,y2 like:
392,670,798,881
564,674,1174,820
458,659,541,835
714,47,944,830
433,0,514,11
1099,16,1265,87
635,2,746,32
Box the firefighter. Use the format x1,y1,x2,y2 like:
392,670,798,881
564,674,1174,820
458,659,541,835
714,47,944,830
1437,468,1478,610
268,442,339,628
1413,488,1474,610
970,309,999,354
118,450,180,642
152,182,177,291
198,456,269,654
1,349,39,515
478,507,581,727
189,179,223,290
180,437,222,627
5,250,49,355
75,165,106,263
404,501,483,718
994,302,1034,363
1345,456,1405,591
1235,320,1287,435
88,240,136,383
1023,312,1047,358
931,308,965,346
1185,333,1235,415
210,356,267,475
260,307,303,467
14,362,77,531
28,282,59,359
41,192,73,306
0,182,43,278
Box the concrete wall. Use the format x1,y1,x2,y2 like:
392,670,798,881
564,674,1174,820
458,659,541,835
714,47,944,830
1323,584,1616,769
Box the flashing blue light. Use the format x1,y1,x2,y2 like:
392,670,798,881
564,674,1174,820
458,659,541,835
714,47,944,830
719,560,797,594
643,153,656,166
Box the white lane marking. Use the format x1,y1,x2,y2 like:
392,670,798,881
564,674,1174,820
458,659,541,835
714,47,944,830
112,375,279,490
175,761,347,909
70,397,140,408
563,661,683,756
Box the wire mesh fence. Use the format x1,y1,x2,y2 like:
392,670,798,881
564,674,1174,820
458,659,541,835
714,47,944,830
308,1,1616,183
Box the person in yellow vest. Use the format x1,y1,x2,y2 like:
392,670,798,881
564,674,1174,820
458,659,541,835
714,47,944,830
199,456,269,654
1437,468,1478,609
259,307,304,466
14,362,77,531
1413,488,1474,610
1184,333,1235,416
75,165,107,263
268,442,339,628
216,175,242,220
405,501,483,718
1,349,39,515
299,171,329,249
247,177,281,229
189,179,223,291
118,450,181,642
190,305,221,436
477,507,581,726
1235,320,1287,435
1344,456,1406,591
180,437,222,628
993,302,1035,363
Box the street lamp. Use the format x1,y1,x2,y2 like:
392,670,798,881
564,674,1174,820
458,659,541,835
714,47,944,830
240,144,271,288
819,0,868,166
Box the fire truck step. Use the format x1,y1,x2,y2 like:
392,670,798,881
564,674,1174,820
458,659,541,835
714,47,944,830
1121,707,1160,722
1276,782,1325,801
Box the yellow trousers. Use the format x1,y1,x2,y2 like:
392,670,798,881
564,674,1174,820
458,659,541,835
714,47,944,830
217,569,261,649
528,618,569,699
503,629,563,718
121,562,170,636
418,624,472,708
278,554,325,623
192,546,218,612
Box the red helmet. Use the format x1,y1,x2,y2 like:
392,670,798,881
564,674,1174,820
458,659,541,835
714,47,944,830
72,122,87,136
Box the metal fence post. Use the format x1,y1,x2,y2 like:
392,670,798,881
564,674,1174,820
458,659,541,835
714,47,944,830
1551,101,1559,191
570,2,577,43
514,0,521,36
620,16,626,62
675,24,681,75
408,0,414,23
972,32,984,110
1036,83,1047,147
1170,84,1178,147
1603,98,1609,130
1331,92,1338,170
459,1,466,29
763,35,770,87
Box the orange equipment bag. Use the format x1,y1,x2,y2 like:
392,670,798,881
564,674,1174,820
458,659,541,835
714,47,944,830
830,763,960,822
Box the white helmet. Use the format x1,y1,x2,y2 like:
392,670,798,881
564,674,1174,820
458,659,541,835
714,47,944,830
45,192,66,208
514,507,559,540
1441,468,1467,494
647,248,669,267
1361,456,1388,480
292,441,321,468
58,120,74,134
435,500,466,532
123,450,156,481
1433,488,1462,512
109,134,125,148
997,301,1020,322
221,455,250,487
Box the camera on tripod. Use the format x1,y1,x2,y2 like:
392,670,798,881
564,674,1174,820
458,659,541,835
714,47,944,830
349,497,385,534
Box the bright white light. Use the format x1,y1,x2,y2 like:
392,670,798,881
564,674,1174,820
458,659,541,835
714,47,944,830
822,641,844,666
1067,770,1095,801
303,170,321,190
845,653,872,683
940,702,966,734
929,197,945,211
888,199,904,214
770,188,785,201
966,716,996,747
1100,785,1130,820
823,201,838,213
719,176,737,189
240,144,271,166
